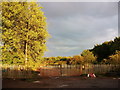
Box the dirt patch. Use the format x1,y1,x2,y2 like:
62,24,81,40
2,76,120,88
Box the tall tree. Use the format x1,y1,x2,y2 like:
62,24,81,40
1,2,49,65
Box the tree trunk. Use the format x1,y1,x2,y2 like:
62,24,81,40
25,41,27,63
24,40,27,64
25,21,28,65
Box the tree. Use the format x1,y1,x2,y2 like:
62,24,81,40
91,37,120,62
81,50,96,64
108,51,120,64
1,2,49,65
71,55,84,64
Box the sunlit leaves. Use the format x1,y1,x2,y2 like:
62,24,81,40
1,2,49,65
81,50,97,64
108,51,120,64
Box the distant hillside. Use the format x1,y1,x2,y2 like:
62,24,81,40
90,37,120,62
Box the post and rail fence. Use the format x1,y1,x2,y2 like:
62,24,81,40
1,64,120,78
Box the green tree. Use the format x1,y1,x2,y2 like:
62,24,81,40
81,50,96,64
108,51,120,64
71,55,84,64
91,37,120,62
1,2,49,65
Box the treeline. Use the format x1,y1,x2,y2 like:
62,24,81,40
2,37,120,66
90,37,120,63
43,50,96,65
42,37,120,65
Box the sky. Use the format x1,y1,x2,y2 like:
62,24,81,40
39,2,118,57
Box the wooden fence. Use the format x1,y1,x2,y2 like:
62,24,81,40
39,64,120,77
81,64,120,74
2,64,39,79
1,64,120,78
39,65,82,77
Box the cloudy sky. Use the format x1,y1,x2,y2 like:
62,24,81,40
39,2,118,57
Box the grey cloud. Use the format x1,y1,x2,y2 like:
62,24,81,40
40,2,118,18
47,14,117,40
40,2,118,57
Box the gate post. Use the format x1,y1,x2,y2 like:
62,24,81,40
60,64,62,76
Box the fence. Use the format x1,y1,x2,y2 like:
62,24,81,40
39,64,120,77
39,65,82,77
2,64,120,78
81,64,120,74
2,64,39,79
